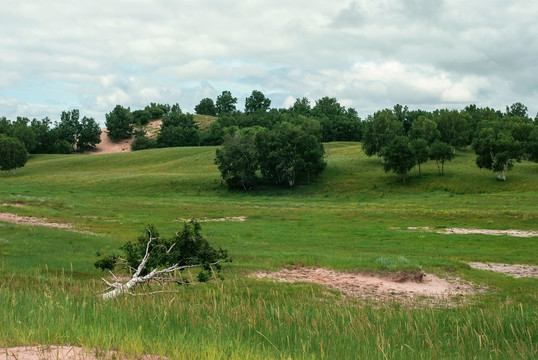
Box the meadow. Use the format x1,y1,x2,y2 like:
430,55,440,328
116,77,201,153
0,143,537,359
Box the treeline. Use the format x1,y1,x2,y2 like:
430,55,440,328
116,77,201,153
1,90,537,182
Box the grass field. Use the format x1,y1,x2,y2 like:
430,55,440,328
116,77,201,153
0,143,537,359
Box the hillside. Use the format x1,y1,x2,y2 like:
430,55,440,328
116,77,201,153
0,143,537,359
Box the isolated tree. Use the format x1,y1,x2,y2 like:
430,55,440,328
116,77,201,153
215,131,259,189
216,91,238,115
429,140,454,175
106,105,133,141
380,136,416,183
0,135,28,174
410,138,429,176
95,222,229,299
244,90,271,114
195,98,217,116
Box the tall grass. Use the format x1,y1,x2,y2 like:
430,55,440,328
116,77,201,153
1,271,536,359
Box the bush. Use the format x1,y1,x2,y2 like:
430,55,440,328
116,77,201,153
0,135,28,174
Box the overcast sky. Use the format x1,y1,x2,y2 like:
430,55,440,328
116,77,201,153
1,0,537,124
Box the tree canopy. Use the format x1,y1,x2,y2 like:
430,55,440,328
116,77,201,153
0,135,28,174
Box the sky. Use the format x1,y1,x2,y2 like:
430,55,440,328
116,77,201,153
1,0,537,124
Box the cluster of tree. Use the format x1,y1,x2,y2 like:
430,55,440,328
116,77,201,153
362,103,537,181
215,120,326,189
0,110,101,173
201,91,361,146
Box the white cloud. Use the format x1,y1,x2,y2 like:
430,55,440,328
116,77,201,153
0,0,537,121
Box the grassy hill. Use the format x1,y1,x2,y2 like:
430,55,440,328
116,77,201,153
0,143,537,359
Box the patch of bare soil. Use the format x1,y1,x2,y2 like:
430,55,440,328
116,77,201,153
468,262,538,278
0,213,94,235
0,203,25,207
176,216,247,223
89,120,162,155
406,227,538,238
89,129,133,155
2,346,167,360
256,267,479,306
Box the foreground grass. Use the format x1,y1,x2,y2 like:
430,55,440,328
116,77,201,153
0,143,537,358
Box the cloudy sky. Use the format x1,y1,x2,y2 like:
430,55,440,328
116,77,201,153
1,0,537,124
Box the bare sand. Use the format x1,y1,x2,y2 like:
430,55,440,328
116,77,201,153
406,226,538,238
256,267,480,306
468,262,538,278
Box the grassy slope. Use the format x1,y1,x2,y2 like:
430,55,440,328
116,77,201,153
0,143,537,359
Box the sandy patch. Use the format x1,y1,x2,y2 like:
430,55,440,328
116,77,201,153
0,213,94,235
89,129,133,155
176,216,247,223
256,267,479,306
144,120,162,137
405,227,538,238
468,262,538,278
2,346,166,360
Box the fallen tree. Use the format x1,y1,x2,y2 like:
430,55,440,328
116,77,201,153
95,222,230,300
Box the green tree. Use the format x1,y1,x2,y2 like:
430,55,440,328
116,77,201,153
289,97,311,116
132,109,151,125
156,113,199,147
432,109,470,149
216,91,238,115
429,140,454,175
257,122,326,186
215,131,259,189
362,109,404,156
106,105,133,141
57,109,80,146
409,116,440,145
505,102,528,118
0,135,28,174
76,116,102,151
11,117,37,153
195,98,217,116
472,117,533,180
380,136,416,183
410,138,429,176
245,90,271,114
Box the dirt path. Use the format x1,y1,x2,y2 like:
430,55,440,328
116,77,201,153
468,262,538,278
2,346,166,360
256,267,480,306
175,216,247,223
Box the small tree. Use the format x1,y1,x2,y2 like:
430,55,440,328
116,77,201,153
410,138,429,176
429,140,454,175
216,91,237,116
380,136,416,183
244,90,271,114
0,135,28,175
106,105,133,141
76,116,102,151
195,98,217,116
95,222,230,299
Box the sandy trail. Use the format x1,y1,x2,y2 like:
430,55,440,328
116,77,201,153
256,267,479,306
176,216,247,223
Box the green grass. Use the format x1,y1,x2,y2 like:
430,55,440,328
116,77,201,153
0,143,537,359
